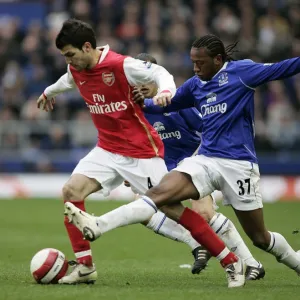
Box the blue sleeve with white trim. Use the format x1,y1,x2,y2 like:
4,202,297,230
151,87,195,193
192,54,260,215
143,77,195,114
238,58,300,88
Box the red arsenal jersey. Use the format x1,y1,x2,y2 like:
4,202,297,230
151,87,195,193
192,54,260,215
44,45,177,159
70,50,164,158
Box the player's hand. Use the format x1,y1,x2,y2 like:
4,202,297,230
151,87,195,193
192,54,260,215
124,180,131,187
132,88,145,108
153,90,172,107
37,93,55,112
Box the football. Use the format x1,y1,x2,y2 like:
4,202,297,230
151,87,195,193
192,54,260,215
30,248,68,284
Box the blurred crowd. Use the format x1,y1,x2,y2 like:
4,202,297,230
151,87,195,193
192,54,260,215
1,0,300,173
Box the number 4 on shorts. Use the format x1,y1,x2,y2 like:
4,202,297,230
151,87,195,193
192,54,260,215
237,178,250,195
148,177,153,189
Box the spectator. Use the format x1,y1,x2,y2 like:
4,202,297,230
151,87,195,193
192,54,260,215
0,0,300,172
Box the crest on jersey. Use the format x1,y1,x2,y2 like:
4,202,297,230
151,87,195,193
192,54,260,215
218,72,228,86
153,122,165,132
102,72,115,86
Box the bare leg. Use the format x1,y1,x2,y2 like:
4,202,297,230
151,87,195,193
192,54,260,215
233,208,270,249
63,174,101,202
126,184,201,251
59,174,102,284
89,172,199,233
145,171,199,211
191,195,215,222
234,208,300,274
63,174,101,266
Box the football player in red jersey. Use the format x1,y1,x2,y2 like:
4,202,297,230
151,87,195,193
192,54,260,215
37,19,243,287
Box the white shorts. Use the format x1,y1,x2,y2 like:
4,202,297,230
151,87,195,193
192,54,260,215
72,147,168,196
175,155,263,211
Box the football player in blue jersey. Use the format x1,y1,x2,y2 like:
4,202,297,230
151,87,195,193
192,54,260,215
134,52,264,280
139,35,300,278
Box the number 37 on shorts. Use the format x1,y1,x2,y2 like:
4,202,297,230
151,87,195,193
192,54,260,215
237,178,251,196
209,158,263,211
226,161,263,210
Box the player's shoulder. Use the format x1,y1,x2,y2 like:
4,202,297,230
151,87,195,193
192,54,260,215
101,46,127,66
228,59,256,69
182,75,202,90
108,50,127,61
189,75,201,85
123,56,158,71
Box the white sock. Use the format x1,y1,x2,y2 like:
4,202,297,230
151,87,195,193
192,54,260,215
266,231,300,273
146,211,200,250
96,196,157,234
210,213,260,268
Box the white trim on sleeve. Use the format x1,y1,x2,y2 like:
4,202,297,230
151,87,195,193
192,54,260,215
123,57,176,97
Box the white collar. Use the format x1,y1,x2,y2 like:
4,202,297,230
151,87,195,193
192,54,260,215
197,61,228,84
212,61,228,79
97,44,110,64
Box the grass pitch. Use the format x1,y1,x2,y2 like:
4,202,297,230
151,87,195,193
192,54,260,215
1,199,300,300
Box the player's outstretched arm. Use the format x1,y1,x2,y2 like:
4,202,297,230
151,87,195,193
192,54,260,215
144,78,196,114
238,57,300,88
37,69,76,112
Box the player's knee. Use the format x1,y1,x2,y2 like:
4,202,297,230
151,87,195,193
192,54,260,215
192,205,214,223
146,172,182,200
62,183,81,201
191,200,215,223
251,232,270,250
195,209,211,223
146,184,169,201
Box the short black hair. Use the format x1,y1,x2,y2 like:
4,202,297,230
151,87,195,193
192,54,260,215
55,19,96,50
192,34,238,62
135,53,157,64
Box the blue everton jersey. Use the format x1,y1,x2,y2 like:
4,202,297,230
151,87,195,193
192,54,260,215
145,58,300,163
144,108,202,171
